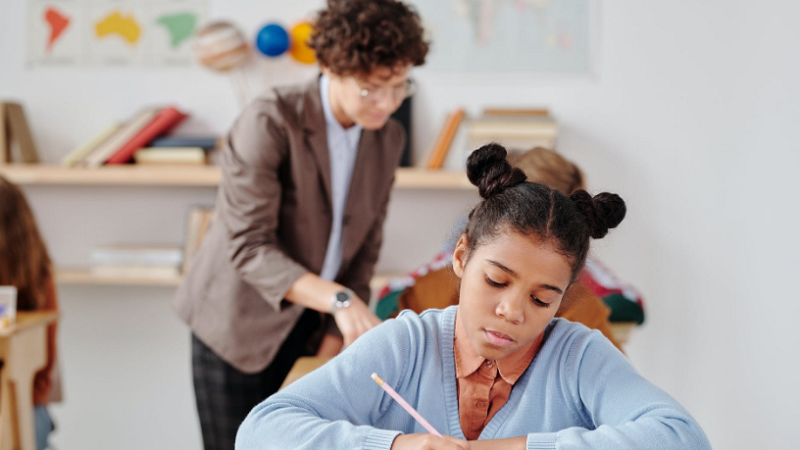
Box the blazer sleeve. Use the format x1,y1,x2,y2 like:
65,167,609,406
218,99,309,312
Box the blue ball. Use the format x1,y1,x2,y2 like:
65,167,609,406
255,23,289,57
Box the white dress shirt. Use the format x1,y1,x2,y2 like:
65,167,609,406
318,75,362,281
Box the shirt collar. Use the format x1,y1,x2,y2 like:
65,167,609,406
495,330,542,384
454,310,486,379
454,308,544,385
320,74,362,136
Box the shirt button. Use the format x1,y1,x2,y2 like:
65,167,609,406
476,401,485,407
485,361,493,368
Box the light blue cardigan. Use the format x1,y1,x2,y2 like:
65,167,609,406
236,306,711,450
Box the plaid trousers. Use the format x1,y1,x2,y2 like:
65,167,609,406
191,308,321,450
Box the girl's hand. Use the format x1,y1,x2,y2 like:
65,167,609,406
467,436,527,450
391,434,470,450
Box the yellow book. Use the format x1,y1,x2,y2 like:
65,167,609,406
62,123,121,167
134,147,206,165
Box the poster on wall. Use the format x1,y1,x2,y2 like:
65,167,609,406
27,0,208,67
410,0,597,75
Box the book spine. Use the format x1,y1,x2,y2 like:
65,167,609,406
6,103,39,163
149,137,218,149
62,123,121,167
91,265,182,279
468,122,558,138
84,109,159,168
0,103,8,164
91,255,183,266
134,147,206,164
427,109,465,170
483,108,550,117
92,249,183,266
105,106,188,164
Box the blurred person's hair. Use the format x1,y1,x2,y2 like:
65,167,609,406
508,147,586,195
0,175,52,310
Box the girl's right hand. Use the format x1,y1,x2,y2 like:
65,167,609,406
391,434,470,450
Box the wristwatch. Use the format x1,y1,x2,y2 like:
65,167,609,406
330,288,354,314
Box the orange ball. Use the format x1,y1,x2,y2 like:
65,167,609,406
289,22,317,65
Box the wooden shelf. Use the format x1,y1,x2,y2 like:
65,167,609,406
0,165,473,189
0,165,221,187
55,268,183,286
55,268,403,290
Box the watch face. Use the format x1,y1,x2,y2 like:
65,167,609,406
335,291,350,302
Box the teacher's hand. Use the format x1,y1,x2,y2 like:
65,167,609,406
391,434,470,450
332,296,382,347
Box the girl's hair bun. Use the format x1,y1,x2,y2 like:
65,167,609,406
466,143,527,199
569,190,627,239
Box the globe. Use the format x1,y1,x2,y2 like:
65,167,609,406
193,21,251,72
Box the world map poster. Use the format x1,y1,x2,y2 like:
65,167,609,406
410,0,596,75
27,0,208,66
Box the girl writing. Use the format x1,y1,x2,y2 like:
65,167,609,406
235,144,710,450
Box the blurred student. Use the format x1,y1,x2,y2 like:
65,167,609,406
0,175,58,450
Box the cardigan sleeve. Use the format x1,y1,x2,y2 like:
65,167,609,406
235,315,414,450
525,331,712,450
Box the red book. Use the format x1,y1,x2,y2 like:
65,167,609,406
105,106,189,164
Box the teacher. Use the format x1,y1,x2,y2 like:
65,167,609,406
173,1,429,449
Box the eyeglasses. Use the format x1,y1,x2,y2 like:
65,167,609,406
350,77,417,102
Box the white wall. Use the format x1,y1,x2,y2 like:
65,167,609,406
2,1,799,449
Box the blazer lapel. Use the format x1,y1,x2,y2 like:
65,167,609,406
342,129,380,260
302,78,333,209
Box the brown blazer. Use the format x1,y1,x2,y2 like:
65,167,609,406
174,78,406,373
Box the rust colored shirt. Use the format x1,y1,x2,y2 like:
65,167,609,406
453,311,543,440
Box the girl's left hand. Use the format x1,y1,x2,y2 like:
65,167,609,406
391,433,470,450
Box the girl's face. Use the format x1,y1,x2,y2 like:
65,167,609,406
452,231,573,362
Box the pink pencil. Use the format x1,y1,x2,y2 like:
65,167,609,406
371,372,444,438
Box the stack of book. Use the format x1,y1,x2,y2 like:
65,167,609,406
423,108,557,170
134,136,218,166
182,206,215,273
61,105,213,167
466,109,558,154
91,245,184,279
